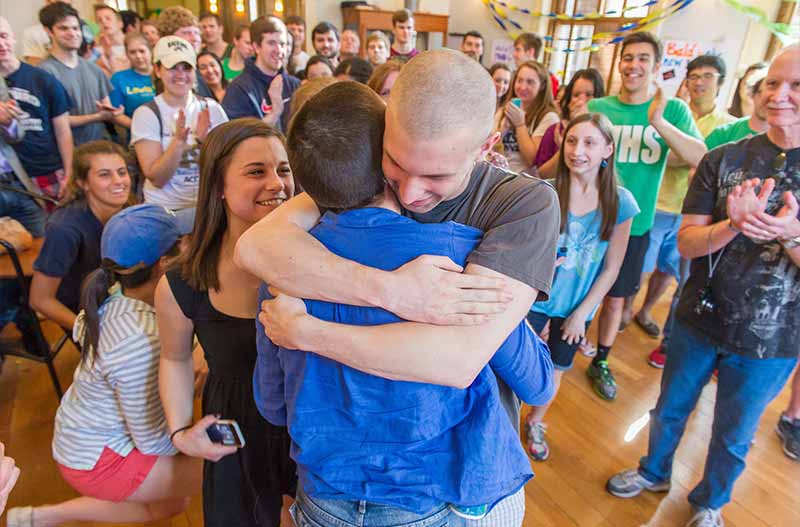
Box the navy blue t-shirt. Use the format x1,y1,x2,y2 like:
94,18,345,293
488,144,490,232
33,202,103,312
255,208,554,512
221,59,300,132
5,63,70,176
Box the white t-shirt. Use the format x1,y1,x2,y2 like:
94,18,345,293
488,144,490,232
501,111,560,174
291,51,310,73
131,93,228,210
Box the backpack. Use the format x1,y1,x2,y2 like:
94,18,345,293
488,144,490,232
126,97,215,202
127,100,161,202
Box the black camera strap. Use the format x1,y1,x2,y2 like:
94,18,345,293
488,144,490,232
706,222,729,281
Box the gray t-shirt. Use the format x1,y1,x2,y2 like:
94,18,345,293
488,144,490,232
406,160,560,429
39,56,111,146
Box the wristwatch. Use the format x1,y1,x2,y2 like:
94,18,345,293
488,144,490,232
780,234,800,250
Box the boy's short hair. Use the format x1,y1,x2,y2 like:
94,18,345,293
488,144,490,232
312,21,339,41
94,4,121,20
305,55,334,73
156,6,198,37
335,57,374,84
687,54,727,85
288,82,386,211
620,31,663,64
463,30,483,44
284,15,306,28
250,16,286,48
366,31,390,48
392,9,413,26
233,24,249,40
514,32,542,56
199,12,222,25
40,1,80,30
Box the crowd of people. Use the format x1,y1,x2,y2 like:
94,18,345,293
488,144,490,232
0,2,798,527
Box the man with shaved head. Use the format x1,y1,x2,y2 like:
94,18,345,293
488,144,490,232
237,49,560,523
607,45,800,527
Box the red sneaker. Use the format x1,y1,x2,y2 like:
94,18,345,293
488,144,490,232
648,345,666,369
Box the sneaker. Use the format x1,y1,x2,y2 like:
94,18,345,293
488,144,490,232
525,421,549,461
686,507,724,527
606,468,670,498
449,503,489,520
587,360,617,401
776,413,800,461
648,345,666,369
6,506,33,527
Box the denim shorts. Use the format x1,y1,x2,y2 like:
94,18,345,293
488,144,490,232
642,210,681,279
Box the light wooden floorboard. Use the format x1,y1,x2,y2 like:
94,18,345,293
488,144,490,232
1,285,798,526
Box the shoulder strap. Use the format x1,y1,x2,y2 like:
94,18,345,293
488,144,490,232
142,99,163,139
165,268,200,321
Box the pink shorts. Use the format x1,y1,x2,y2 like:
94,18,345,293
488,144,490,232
58,446,158,502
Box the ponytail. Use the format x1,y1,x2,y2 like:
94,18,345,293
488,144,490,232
78,267,114,365
78,241,181,365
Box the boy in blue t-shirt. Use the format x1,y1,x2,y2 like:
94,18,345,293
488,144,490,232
254,82,554,524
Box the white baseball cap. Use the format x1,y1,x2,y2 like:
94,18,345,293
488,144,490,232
153,36,196,69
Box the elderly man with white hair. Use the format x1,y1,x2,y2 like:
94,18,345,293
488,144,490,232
606,44,800,527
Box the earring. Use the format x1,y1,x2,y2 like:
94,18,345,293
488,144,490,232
600,159,608,168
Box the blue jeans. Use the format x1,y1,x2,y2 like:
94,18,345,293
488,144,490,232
661,257,691,348
291,487,452,527
638,321,796,510
0,174,46,237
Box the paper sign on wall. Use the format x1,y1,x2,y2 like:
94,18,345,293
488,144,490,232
660,39,721,98
491,38,515,66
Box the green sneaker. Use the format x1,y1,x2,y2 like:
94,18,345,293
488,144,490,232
587,360,617,401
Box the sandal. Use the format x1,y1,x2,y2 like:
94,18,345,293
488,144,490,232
634,313,661,338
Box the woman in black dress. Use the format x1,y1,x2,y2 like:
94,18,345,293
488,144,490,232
157,118,296,526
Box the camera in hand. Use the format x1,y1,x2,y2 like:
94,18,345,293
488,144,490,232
693,285,716,317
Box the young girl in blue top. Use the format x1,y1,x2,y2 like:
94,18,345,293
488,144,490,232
524,113,639,461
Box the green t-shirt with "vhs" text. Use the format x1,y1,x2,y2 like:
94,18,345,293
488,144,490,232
588,95,701,236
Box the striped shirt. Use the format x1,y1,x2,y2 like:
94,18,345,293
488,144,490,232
52,289,176,470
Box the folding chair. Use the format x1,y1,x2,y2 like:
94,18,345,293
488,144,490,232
0,239,68,399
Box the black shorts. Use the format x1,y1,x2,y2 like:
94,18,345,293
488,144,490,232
527,311,591,371
607,231,651,298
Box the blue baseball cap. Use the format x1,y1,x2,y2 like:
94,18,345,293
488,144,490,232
101,204,188,269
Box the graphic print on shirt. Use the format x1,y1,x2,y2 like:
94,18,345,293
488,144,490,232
559,219,605,278
610,125,663,164
8,86,44,133
713,157,800,358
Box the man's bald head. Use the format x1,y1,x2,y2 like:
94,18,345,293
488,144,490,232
771,43,800,69
0,17,12,35
387,49,496,147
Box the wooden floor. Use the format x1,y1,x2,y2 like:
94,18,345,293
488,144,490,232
1,287,798,527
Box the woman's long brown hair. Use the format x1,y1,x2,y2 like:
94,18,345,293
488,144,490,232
503,60,558,130
554,113,619,242
181,118,287,291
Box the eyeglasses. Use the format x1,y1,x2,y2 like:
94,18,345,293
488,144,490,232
686,72,720,82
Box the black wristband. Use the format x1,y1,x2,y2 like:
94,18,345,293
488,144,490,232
170,424,192,443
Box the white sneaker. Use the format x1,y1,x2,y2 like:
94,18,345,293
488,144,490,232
6,506,33,527
686,508,724,527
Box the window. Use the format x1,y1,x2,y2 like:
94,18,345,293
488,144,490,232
546,0,654,90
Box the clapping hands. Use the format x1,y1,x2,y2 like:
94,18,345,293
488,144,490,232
727,178,800,242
